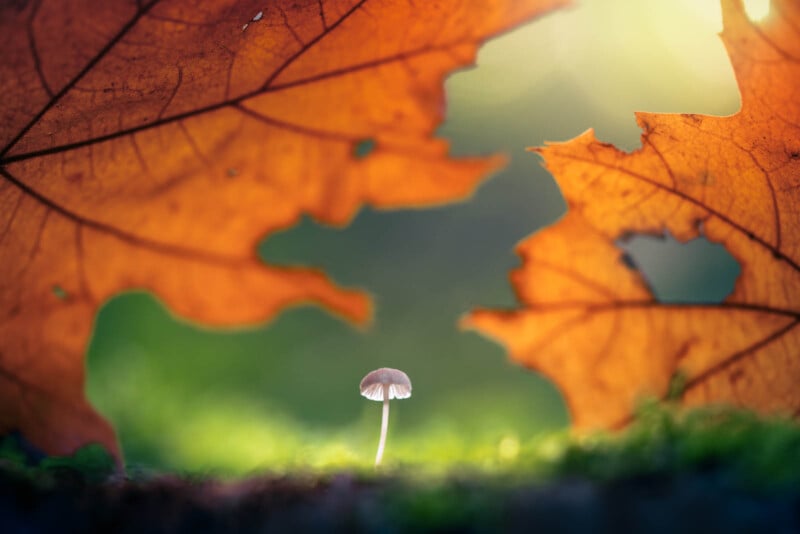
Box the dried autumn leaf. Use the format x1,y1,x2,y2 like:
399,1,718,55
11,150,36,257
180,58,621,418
0,0,567,459
466,0,800,429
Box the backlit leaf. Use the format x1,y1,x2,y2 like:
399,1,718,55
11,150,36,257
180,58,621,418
466,0,800,429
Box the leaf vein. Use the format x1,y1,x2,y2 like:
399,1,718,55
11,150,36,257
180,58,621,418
0,167,249,266
0,0,162,158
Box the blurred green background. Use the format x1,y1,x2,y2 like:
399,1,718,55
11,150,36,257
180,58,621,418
86,0,753,474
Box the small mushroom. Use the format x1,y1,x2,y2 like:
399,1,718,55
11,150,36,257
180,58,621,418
359,367,412,466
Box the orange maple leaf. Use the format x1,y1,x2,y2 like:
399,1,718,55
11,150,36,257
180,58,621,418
0,0,567,460
466,0,800,429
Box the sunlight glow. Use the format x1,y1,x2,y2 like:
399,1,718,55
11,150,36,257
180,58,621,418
678,0,724,31
457,0,740,137
498,436,520,461
743,0,771,22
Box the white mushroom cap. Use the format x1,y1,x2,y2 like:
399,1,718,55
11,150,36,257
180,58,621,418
360,368,412,401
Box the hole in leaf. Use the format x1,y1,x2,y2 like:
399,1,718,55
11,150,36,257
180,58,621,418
52,285,69,300
743,0,770,22
352,138,376,159
618,232,740,303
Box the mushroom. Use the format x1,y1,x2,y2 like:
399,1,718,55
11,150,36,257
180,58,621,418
359,367,412,466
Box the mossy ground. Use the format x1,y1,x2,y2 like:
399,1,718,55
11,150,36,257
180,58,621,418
2,405,799,532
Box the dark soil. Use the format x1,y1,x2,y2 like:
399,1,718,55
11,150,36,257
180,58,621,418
2,466,799,533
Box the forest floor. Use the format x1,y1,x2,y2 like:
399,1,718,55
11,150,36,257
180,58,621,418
2,406,799,533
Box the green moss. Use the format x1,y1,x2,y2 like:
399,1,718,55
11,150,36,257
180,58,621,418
0,435,116,486
2,403,798,488
522,403,800,489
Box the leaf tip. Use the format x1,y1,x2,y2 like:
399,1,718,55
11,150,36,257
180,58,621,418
344,289,374,329
459,308,515,346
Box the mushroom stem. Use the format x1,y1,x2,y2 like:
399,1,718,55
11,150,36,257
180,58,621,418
375,389,390,466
